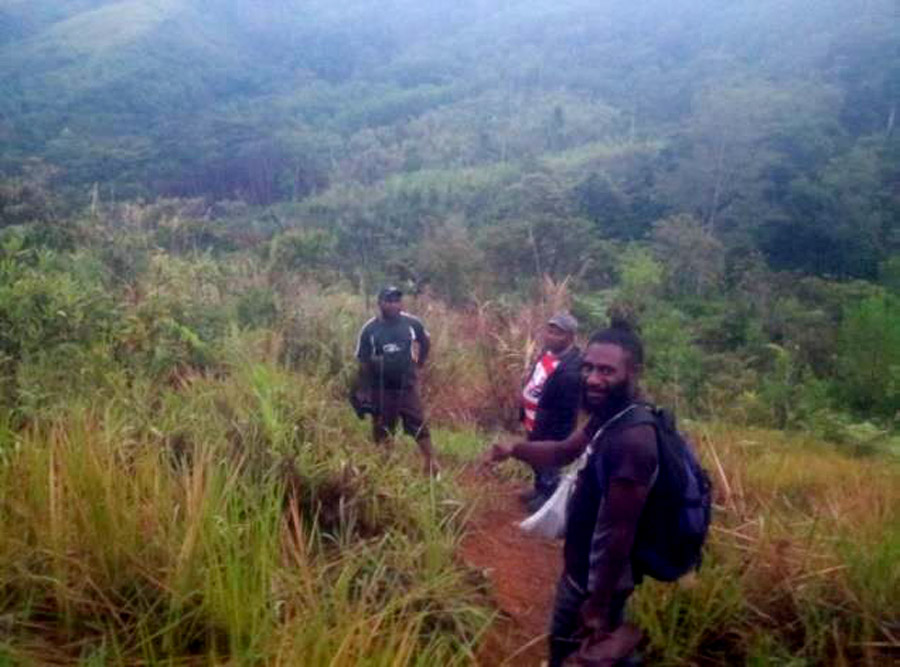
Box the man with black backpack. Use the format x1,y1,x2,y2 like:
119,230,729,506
486,324,710,666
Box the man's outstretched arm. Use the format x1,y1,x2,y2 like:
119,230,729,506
485,428,589,469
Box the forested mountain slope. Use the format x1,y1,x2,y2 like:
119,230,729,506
1,0,897,276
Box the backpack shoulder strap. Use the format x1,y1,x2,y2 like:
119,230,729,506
586,402,645,452
602,402,657,434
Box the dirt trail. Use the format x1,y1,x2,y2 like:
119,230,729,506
458,472,563,666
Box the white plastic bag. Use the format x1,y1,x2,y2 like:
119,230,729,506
517,404,639,539
517,464,580,539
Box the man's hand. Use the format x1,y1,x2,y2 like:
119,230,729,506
480,440,518,468
578,597,612,636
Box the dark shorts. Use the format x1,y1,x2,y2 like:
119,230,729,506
371,386,430,442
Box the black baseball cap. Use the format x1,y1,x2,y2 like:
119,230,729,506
378,286,403,301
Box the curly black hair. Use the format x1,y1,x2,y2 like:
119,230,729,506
587,320,644,368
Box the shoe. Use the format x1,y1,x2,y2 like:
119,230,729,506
575,623,643,666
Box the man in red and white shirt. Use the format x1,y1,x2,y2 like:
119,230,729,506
520,313,582,511
522,348,561,432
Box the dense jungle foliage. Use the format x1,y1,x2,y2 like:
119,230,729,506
2,0,898,438
1,1,898,270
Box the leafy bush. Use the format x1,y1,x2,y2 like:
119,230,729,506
836,294,900,417
652,214,725,299
236,286,279,329
641,303,706,415
268,228,337,278
117,298,222,379
414,220,486,306
756,344,832,430
617,245,664,307
0,237,120,414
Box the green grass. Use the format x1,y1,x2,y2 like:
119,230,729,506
0,351,491,665
629,422,900,666
0,245,897,664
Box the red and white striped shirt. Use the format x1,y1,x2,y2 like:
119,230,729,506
522,351,561,433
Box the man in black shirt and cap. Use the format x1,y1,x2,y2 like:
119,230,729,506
355,286,439,475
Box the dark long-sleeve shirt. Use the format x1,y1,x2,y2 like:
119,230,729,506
526,345,582,443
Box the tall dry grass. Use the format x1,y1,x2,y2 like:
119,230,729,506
631,423,900,665
0,346,491,665
417,276,575,429
2,259,898,666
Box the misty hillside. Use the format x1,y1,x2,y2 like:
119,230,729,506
0,0,897,282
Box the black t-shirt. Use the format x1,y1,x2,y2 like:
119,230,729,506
563,405,658,590
355,313,430,390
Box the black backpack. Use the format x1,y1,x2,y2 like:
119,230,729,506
628,403,713,582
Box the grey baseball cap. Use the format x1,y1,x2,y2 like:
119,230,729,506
548,312,578,334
